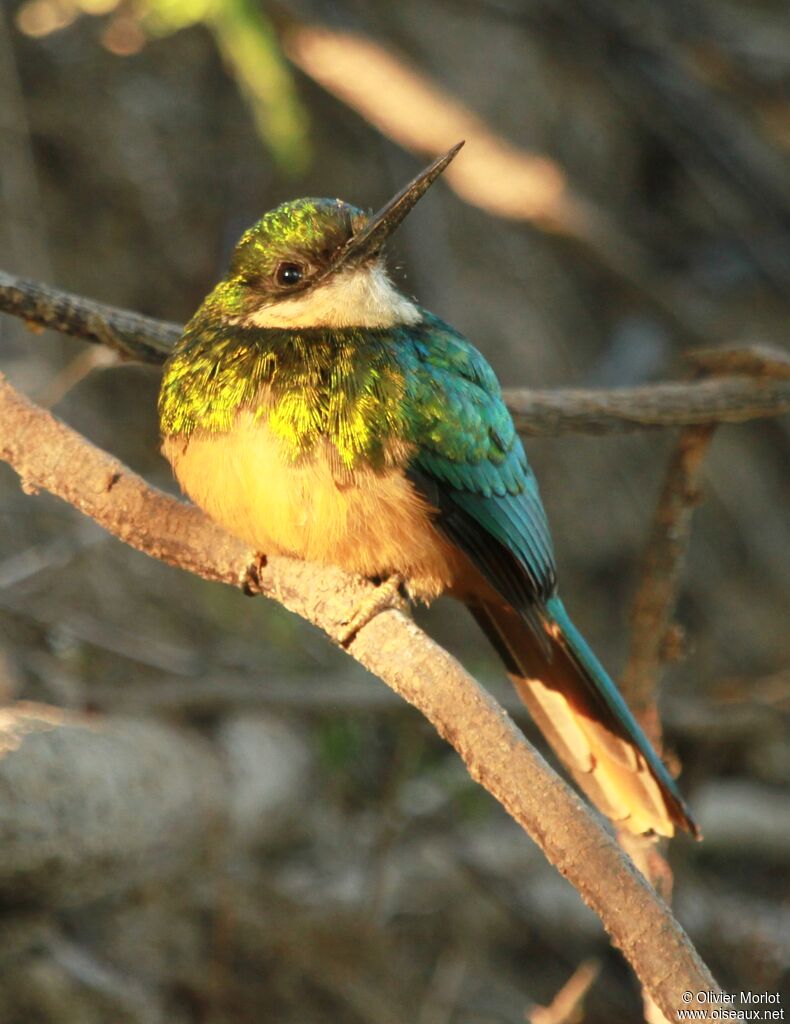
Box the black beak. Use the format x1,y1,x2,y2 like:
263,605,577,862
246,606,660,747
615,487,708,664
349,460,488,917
327,141,464,276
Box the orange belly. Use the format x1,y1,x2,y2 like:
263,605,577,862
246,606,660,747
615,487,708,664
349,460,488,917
162,413,465,601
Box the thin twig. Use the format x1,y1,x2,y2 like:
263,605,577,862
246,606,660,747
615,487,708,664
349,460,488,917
0,371,719,1016
528,959,601,1024
34,345,120,408
507,380,789,435
685,344,790,379
2,270,788,434
618,422,717,1024
0,269,179,362
621,425,718,736
617,424,717,916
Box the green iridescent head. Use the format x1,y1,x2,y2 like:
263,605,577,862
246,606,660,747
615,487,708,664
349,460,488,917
230,198,366,299
199,143,465,322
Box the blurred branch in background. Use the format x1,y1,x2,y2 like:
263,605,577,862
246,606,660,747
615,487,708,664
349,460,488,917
474,0,790,289
15,0,784,344
615,334,790,730
623,423,717,736
528,959,601,1024
0,367,720,1019
11,0,789,354
279,19,720,343
616,422,717,1024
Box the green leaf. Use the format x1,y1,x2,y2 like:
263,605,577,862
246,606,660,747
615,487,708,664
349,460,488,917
143,0,311,172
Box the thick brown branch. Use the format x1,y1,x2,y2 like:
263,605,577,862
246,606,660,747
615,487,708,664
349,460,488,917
1,269,788,434
0,372,718,1016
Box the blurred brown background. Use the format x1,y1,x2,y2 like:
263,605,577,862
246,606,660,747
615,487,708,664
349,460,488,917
0,1,788,1021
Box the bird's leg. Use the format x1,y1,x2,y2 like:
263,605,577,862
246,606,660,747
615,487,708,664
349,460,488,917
337,573,408,647
240,552,268,596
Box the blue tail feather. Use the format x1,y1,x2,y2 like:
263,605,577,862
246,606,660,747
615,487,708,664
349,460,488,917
544,595,699,838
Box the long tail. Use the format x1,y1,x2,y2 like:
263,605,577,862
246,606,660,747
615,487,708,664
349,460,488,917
471,594,699,838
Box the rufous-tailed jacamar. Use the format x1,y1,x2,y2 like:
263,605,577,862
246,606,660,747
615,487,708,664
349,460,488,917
159,142,698,838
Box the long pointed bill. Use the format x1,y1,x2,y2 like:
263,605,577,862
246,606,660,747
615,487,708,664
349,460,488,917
328,141,464,275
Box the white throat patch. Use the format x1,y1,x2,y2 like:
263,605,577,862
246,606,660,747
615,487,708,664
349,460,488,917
243,264,421,329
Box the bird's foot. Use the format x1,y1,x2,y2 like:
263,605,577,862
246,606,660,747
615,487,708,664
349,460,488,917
337,573,407,647
240,552,268,596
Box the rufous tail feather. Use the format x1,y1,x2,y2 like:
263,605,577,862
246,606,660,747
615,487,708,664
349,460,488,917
471,596,699,838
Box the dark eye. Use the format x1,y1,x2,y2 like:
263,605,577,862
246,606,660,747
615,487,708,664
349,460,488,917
275,262,304,287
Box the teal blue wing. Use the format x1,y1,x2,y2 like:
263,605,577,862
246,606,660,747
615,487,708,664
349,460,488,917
402,317,700,837
404,313,556,615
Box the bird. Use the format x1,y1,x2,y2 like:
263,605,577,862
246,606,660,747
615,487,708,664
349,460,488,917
158,142,699,839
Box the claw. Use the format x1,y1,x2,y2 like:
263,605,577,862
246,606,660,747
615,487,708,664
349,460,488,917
241,553,268,596
337,573,407,646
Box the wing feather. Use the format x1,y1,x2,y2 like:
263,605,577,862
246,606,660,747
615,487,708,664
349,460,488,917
405,313,556,615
